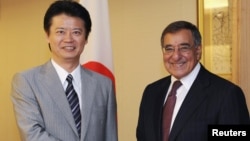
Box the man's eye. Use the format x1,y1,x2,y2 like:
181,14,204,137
180,45,190,50
73,31,82,35
180,45,189,48
56,30,64,34
165,47,174,51
179,45,191,51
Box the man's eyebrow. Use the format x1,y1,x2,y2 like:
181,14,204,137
179,43,191,46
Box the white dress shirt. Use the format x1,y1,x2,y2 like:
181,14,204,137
164,63,201,131
51,59,82,110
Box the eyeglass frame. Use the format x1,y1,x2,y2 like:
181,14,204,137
161,43,196,55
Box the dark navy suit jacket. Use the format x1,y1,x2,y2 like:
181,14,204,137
136,64,250,141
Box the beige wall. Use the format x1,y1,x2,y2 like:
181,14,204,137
0,0,205,141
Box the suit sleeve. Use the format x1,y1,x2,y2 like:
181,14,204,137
136,85,149,141
105,80,118,141
10,73,61,141
218,85,250,124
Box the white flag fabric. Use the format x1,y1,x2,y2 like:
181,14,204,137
79,0,115,89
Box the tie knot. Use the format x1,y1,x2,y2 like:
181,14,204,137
171,80,182,94
66,74,73,83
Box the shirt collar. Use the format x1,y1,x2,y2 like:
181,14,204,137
171,63,201,90
51,59,81,85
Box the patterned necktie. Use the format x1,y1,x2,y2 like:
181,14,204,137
66,74,81,137
162,80,182,141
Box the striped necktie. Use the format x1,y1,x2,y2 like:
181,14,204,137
66,74,81,137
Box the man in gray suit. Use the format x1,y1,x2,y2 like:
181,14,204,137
11,1,118,141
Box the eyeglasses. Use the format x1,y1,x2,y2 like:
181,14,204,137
162,44,194,55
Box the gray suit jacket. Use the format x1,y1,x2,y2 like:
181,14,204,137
11,61,118,141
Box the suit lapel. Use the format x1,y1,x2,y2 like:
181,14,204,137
169,66,211,140
154,77,172,140
38,61,79,136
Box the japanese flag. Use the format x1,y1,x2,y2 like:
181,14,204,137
79,0,115,90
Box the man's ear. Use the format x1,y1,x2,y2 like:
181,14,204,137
196,45,202,60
